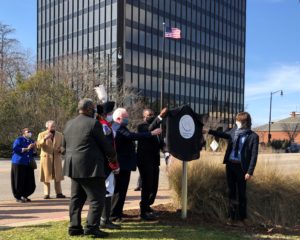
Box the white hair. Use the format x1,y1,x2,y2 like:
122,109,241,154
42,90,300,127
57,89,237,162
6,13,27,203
45,120,55,128
113,108,127,121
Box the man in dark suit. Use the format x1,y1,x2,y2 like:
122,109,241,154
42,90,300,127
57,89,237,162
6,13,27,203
63,98,118,238
110,108,161,222
137,108,168,220
206,112,259,226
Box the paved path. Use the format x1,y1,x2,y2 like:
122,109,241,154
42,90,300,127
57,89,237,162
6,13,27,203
0,159,172,227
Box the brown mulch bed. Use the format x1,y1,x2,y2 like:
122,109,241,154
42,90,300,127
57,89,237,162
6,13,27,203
122,203,300,238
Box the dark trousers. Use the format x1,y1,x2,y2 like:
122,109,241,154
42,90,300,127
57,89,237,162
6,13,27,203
69,177,106,232
138,164,159,214
11,164,36,199
101,196,112,222
111,170,131,218
136,174,142,189
226,162,247,221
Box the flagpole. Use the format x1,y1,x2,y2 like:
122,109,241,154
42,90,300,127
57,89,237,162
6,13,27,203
160,22,166,110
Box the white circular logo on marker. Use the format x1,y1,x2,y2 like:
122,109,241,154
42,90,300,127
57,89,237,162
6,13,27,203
179,115,195,139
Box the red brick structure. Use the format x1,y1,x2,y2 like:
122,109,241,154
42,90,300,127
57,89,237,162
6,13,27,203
254,112,300,143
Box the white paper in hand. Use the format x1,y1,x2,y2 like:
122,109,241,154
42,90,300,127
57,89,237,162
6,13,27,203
210,139,219,152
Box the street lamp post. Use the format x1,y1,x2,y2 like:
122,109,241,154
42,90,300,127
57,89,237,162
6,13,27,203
106,47,122,100
268,90,283,143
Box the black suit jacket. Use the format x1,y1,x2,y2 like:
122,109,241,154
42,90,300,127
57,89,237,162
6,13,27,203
209,127,259,175
63,114,117,178
137,117,164,166
112,123,152,171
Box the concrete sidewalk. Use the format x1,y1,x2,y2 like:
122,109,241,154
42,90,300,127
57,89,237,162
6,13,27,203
0,160,172,227
0,187,172,228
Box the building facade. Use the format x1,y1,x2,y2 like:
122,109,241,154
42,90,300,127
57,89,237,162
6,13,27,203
254,112,300,144
37,0,246,125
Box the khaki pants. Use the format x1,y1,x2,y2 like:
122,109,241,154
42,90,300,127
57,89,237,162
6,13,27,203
44,181,62,196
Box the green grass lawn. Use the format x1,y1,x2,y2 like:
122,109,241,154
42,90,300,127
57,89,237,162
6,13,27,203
0,220,249,240
1,219,300,240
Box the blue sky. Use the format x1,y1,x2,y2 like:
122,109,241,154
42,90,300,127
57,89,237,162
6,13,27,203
0,0,299,127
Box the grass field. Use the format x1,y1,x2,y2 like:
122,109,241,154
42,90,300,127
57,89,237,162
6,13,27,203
1,209,299,240
0,220,249,240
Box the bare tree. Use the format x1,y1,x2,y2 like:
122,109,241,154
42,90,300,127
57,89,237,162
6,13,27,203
40,54,147,129
281,122,300,142
0,22,32,88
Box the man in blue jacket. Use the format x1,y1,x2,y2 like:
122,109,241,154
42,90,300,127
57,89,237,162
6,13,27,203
206,112,259,226
110,108,161,222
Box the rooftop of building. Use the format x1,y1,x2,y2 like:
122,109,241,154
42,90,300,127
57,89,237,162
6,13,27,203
254,112,300,132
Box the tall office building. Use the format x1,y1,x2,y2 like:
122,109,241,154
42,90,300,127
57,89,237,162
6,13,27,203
38,0,246,125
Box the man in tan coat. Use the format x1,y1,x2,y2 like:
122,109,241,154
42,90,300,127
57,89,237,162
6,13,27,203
37,120,65,199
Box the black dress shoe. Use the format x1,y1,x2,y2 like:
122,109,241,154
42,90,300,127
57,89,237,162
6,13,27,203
146,207,154,213
56,193,66,198
84,229,109,238
134,187,141,191
24,197,31,202
68,228,84,236
110,216,123,222
100,220,121,229
140,212,157,221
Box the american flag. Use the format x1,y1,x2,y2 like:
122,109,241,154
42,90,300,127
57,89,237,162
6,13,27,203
164,27,181,39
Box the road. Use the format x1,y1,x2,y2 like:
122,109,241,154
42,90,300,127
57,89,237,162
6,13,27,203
0,159,170,201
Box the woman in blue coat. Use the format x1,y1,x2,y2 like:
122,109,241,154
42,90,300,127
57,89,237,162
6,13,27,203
11,128,36,202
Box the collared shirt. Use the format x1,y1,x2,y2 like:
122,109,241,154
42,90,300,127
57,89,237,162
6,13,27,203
229,135,246,161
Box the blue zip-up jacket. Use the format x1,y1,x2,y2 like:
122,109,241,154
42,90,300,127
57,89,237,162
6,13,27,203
11,136,35,165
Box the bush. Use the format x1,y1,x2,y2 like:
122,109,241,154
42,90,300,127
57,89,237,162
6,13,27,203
0,70,78,146
168,152,300,227
0,142,12,158
270,139,290,151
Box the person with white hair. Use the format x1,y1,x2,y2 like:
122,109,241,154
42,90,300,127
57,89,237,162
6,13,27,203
110,107,162,222
37,120,65,199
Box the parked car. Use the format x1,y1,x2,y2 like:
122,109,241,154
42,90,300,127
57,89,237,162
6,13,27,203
286,143,300,153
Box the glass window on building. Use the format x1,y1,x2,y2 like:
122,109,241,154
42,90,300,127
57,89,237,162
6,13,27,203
132,6,138,22
132,50,138,66
100,6,105,23
106,4,111,22
132,28,138,45
112,3,117,20
126,3,132,20
106,27,111,44
140,8,145,25
83,33,88,50
139,30,145,46
126,26,132,42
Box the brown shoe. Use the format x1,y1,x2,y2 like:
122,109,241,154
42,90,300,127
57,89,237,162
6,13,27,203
44,195,50,199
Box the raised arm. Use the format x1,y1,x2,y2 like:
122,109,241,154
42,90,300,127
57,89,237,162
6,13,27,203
208,129,231,139
148,107,168,131
118,127,152,140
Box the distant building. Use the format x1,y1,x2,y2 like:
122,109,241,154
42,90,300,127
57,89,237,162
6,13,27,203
37,0,246,125
254,112,300,143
